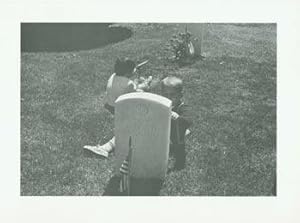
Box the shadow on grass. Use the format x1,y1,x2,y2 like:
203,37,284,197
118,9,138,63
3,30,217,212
166,55,205,68
103,176,163,196
21,23,132,52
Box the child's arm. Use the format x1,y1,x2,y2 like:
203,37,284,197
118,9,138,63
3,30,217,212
136,76,152,91
172,104,193,129
127,77,150,93
127,81,138,93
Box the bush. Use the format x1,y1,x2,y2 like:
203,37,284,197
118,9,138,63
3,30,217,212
167,31,195,63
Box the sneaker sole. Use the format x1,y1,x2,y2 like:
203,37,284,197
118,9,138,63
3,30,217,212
83,146,109,157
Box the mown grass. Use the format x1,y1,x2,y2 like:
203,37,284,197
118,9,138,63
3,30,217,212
21,23,276,196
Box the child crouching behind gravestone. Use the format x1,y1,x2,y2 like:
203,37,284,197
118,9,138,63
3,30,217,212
86,75,192,171
83,57,152,157
161,76,193,170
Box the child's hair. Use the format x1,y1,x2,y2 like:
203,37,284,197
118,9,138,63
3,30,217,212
114,58,136,77
161,76,183,93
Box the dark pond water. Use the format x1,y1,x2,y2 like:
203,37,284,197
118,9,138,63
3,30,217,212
21,23,132,52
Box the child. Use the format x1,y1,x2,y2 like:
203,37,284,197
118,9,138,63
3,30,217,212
161,76,193,170
83,58,152,157
104,58,151,114
86,75,192,170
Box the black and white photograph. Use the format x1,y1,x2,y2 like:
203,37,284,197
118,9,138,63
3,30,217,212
1,0,300,222
21,23,276,196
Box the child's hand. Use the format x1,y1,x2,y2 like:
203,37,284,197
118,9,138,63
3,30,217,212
147,76,153,83
141,76,152,85
136,76,152,91
144,76,152,88
171,111,179,120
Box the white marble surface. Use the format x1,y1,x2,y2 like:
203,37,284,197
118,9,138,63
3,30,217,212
114,92,172,179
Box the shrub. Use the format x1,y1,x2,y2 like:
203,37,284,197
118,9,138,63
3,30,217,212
167,31,194,63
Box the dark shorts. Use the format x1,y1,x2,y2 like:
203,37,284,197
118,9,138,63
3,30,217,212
104,103,115,114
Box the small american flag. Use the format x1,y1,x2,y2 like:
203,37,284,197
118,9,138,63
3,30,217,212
119,137,133,194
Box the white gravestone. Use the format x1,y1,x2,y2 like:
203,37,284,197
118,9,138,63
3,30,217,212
188,23,205,56
114,92,172,179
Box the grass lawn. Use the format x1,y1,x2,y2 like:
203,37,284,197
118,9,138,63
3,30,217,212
21,23,276,196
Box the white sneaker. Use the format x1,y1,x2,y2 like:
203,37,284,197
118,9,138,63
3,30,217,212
83,145,109,157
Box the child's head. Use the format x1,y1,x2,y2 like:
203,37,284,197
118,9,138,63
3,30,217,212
161,76,183,107
114,58,136,77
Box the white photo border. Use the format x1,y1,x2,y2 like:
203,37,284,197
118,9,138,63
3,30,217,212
1,0,300,222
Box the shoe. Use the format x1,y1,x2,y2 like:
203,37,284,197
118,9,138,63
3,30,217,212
83,145,109,157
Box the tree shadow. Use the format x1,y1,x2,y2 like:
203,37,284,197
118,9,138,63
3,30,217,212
177,55,206,67
21,23,132,52
102,175,163,196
